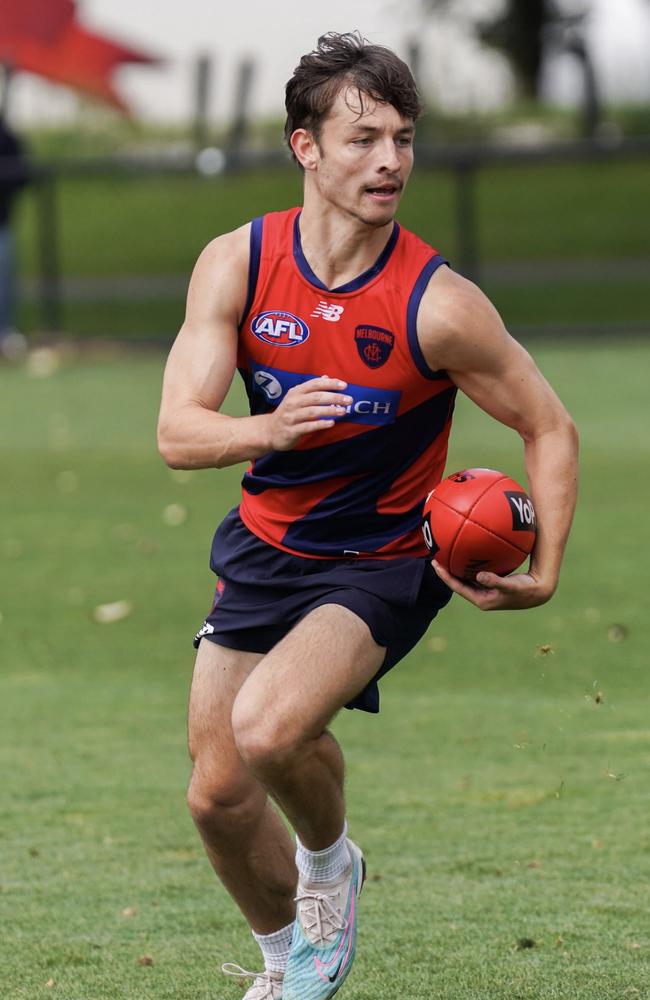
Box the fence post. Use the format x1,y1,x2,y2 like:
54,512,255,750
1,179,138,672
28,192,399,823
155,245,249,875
193,53,213,150
228,57,256,153
35,168,63,333
454,158,480,284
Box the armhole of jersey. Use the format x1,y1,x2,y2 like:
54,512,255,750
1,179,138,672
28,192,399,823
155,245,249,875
406,254,450,380
239,215,263,330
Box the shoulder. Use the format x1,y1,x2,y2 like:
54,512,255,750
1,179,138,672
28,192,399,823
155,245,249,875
193,222,251,283
417,265,512,374
187,222,252,321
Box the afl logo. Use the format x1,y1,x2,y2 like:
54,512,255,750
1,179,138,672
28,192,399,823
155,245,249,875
251,310,310,347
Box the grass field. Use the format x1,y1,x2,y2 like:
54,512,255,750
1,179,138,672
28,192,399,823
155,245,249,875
14,158,650,335
1,339,649,999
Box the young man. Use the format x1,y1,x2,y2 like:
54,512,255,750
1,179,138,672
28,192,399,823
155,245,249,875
158,32,578,1000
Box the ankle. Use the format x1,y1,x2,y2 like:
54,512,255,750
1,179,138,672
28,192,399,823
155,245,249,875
252,921,293,973
295,822,351,883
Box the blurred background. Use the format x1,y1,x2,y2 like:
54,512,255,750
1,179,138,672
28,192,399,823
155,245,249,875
0,0,648,350
2,6,650,997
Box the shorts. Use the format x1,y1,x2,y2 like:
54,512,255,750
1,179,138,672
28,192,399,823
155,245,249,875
193,507,452,714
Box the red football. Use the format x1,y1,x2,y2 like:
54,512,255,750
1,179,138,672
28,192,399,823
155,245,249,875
422,468,537,580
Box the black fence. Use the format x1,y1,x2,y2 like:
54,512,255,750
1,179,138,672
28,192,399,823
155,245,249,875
2,135,649,338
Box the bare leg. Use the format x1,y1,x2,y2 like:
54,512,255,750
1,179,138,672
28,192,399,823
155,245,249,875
231,604,385,850
187,640,297,934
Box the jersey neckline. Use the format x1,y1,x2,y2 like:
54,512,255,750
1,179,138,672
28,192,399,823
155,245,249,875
292,210,400,295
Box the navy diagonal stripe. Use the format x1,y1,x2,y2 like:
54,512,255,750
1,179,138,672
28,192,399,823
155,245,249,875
243,386,456,554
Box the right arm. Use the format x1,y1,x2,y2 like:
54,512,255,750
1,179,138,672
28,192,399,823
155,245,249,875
157,226,352,470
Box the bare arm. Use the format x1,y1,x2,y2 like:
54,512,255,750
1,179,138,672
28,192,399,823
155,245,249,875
157,226,352,470
418,267,579,610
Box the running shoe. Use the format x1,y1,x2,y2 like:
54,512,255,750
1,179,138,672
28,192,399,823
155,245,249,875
222,962,284,999
283,839,365,1000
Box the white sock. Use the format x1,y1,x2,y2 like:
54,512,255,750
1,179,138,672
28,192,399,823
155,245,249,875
252,922,294,974
295,822,351,884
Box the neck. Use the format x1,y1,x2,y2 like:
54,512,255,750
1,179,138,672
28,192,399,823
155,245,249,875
298,195,395,291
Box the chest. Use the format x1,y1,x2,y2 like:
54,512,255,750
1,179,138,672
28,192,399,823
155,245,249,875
239,268,411,392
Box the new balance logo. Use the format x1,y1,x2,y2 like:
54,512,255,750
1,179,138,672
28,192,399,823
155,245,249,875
311,301,345,322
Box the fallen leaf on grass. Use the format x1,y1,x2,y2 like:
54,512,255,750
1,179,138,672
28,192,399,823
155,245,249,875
93,600,133,625
162,503,187,527
122,906,137,918
27,347,61,378
137,955,154,966
169,469,194,484
536,644,554,657
45,979,55,988
607,624,628,643
515,937,537,950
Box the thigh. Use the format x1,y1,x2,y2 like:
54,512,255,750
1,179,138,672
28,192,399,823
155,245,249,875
236,604,386,740
188,639,264,786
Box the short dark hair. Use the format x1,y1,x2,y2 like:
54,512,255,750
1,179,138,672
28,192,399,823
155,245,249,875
284,31,423,162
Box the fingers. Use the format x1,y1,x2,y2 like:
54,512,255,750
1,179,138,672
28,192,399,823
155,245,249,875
432,560,502,610
268,376,353,450
432,560,547,611
282,377,353,424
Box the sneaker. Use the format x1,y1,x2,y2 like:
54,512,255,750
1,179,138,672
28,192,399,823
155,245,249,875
283,839,366,1000
222,962,284,999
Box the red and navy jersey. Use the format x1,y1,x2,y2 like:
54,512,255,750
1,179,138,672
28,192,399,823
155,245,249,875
235,207,456,559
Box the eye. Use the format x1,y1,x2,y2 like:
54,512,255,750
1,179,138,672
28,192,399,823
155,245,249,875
396,136,413,147
352,138,372,146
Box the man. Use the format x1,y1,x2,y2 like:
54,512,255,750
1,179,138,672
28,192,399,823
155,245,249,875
0,116,30,358
157,31,578,1000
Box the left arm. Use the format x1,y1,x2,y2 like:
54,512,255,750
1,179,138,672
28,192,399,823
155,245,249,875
418,267,579,611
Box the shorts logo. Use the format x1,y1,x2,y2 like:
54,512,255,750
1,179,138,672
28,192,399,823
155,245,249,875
251,310,310,347
354,325,395,368
505,491,537,532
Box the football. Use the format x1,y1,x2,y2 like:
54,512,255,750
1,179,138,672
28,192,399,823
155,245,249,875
422,468,537,580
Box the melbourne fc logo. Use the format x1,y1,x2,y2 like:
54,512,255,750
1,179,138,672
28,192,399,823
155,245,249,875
354,325,395,369
251,310,310,347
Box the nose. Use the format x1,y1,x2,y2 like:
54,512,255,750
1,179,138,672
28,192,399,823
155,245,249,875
376,137,401,174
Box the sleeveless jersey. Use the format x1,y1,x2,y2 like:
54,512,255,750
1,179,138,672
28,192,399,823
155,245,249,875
236,207,457,559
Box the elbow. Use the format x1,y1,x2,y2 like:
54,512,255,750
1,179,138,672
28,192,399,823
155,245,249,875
157,422,187,469
563,412,579,454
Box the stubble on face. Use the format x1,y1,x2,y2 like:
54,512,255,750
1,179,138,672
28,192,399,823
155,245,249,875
311,87,414,229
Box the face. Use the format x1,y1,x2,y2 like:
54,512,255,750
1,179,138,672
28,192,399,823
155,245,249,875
294,86,415,228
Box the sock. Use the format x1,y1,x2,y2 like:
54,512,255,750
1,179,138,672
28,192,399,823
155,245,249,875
252,922,294,974
295,821,351,884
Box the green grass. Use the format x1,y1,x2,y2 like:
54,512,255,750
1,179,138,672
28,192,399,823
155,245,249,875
1,340,649,998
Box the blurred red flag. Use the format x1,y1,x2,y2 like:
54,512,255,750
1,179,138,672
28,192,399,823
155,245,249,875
0,0,160,111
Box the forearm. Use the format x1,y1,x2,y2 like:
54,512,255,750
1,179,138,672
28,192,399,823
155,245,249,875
523,416,579,597
158,403,272,470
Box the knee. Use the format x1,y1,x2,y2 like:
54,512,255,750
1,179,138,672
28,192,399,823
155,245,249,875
187,767,265,835
231,696,306,773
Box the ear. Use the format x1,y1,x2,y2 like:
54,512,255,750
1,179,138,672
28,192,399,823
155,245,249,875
290,128,320,171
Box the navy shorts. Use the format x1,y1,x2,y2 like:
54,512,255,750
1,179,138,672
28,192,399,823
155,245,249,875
193,508,452,714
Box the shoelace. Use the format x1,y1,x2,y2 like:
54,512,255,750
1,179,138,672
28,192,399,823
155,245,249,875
222,962,269,984
295,886,348,944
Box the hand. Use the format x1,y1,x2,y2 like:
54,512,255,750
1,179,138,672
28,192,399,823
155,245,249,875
432,560,554,611
267,376,353,451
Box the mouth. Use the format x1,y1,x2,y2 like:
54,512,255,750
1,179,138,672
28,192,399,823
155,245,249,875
364,183,401,202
